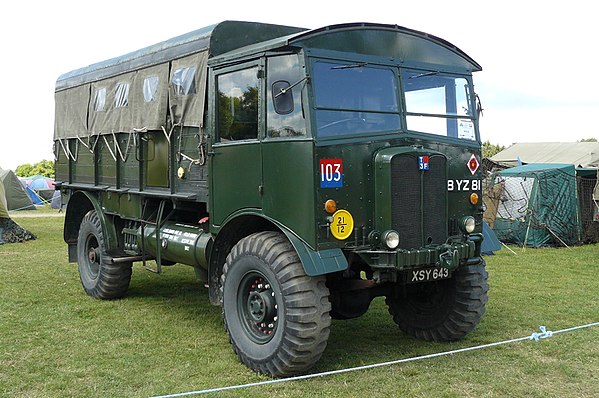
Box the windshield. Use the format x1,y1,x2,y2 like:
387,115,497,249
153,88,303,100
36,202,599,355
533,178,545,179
402,70,475,140
311,59,477,141
312,61,401,138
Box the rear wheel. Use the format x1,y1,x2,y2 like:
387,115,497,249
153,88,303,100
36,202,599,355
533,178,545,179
386,260,488,341
221,231,331,377
77,210,132,299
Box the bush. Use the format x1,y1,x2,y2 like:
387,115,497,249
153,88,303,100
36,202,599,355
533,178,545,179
15,160,55,179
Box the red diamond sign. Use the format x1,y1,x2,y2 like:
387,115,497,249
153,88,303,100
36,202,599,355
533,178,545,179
467,154,479,175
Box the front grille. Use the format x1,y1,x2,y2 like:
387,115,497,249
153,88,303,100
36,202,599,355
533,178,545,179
390,154,447,249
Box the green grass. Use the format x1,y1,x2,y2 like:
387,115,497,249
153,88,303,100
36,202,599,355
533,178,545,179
1,215,598,397
9,203,60,216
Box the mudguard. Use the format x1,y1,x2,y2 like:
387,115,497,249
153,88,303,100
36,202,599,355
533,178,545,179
64,191,119,261
280,228,348,276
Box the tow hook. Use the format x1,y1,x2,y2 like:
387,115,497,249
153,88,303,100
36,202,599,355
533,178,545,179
438,249,459,270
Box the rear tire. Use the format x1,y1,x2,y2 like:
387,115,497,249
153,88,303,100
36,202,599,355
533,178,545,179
221,231,331,377
386,260,488,341
77,210,132,299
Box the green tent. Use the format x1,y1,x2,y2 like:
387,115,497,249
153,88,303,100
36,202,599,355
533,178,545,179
0,167,35,211
0,181,8,218
0,177,36,244
487,164,582,247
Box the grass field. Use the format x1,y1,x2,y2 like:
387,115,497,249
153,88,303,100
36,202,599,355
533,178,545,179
1,211,598,397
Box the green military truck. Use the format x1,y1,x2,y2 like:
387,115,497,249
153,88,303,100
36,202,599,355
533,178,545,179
54,21,488,376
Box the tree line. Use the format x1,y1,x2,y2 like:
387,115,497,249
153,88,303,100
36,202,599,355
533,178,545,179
15,160,55,179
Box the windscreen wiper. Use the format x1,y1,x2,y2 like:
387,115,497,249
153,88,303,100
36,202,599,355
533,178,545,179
409,71,439,79
331,62,368,70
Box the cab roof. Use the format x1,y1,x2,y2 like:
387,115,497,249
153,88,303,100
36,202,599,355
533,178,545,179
56,21,481,91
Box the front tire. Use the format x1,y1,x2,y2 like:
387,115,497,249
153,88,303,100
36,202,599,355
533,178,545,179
386,260,488,341
221,231,331,377
77,210,132,299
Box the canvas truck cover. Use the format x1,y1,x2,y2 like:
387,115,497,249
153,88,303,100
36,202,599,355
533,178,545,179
54,21,306,141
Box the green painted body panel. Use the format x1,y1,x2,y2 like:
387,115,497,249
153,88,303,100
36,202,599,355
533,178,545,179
101,191,120,213
71,145,94,185
314,135,482,253
262,140,316,248
97,140,117,187
118,193,142,218
210,142,262,227
119,133,141,190
146,132,170,188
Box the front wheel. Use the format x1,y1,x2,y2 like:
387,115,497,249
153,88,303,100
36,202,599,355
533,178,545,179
77,210,132,299
221,231,331,377
386,260,488,341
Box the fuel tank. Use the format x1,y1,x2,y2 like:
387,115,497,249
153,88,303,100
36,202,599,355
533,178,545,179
138,221,212,269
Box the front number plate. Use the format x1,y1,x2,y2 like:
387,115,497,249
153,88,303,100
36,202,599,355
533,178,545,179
408,267,451,283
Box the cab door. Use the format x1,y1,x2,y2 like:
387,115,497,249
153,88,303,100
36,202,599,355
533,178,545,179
209,63,263,227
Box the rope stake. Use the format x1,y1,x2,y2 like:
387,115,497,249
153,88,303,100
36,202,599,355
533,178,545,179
529,325,553,341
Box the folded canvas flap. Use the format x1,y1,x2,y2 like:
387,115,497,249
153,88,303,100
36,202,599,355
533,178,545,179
169,51,208,128
89,72,135,135
132,63,169,131
54,84,90,139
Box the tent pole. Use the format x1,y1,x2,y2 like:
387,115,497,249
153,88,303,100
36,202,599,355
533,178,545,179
546,226,572,250
500,241,518,255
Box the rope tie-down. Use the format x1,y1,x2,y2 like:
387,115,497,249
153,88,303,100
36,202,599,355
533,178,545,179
150,322,599,398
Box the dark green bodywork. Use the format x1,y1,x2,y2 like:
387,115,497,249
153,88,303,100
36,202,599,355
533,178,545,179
55,21,484,291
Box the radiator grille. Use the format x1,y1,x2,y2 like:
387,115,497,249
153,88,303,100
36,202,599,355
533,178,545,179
390,154,447,249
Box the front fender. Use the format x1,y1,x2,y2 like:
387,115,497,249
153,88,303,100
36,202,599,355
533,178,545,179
280,229,348,276
215,208,348,277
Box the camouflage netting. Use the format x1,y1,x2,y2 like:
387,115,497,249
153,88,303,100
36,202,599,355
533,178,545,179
484,163,582,248
0,217,36,244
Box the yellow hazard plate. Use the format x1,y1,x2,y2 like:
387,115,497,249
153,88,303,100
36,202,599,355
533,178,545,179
330,209,354,240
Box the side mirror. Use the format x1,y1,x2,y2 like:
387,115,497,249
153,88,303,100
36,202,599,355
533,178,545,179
272,80,294,115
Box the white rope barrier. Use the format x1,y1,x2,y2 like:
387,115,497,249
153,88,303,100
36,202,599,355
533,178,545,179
149,321,599,397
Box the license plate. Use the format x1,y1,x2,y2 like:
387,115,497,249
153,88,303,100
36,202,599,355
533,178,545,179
408,267,451,283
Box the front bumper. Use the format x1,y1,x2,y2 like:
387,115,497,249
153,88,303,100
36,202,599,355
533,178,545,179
355,234,482,271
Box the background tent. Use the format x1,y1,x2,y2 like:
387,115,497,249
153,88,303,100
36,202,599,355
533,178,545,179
0,178,36,244
486,143,599,244
575,168,599,243
50,190,62,210
0,180,9,219
19,175,55,204
0,168,35,211
484,163,582,247
22,184,44,205
481,221,502,255
490,142,599,168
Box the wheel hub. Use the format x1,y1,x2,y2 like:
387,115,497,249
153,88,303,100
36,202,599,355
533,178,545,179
247,291,275,323
239,274,279,342
87,247,99,263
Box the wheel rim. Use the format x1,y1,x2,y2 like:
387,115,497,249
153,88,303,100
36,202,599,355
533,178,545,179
84,235,101,279
237,271,279,344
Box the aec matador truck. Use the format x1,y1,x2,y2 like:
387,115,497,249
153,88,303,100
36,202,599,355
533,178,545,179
53,21,488,377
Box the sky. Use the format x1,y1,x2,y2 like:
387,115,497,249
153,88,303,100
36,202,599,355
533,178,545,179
0,0,597,170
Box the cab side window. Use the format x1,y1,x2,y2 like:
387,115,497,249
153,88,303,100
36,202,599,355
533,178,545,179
217,67,259,141
267,54,306,138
